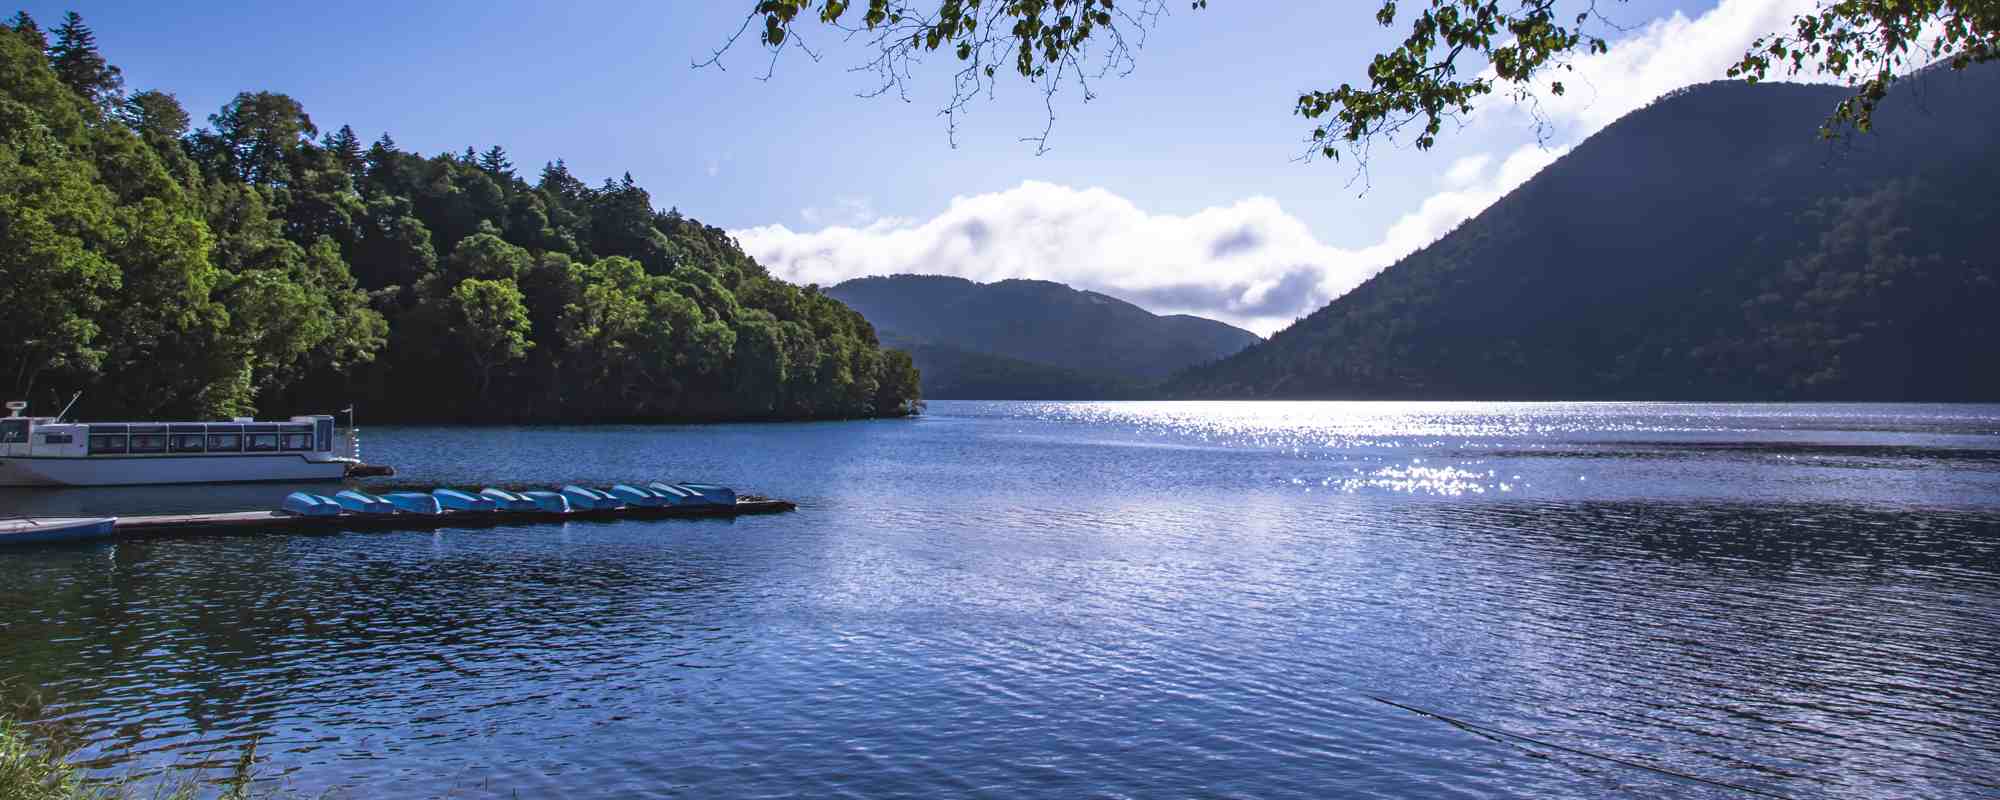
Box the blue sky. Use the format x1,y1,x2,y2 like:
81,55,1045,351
25,0,1824,334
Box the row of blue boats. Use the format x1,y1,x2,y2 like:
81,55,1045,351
281,482,737,518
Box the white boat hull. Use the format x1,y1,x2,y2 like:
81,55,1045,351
0,455,349,487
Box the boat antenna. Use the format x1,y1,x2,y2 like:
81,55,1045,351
55,390,82,422
342,404,359,461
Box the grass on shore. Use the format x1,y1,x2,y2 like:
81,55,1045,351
0,718,261,800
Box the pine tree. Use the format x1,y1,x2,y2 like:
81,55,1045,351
325,124,364,176
538,159,568,187
477,145,512,177
48,12,122,108
365,132,398,177
539,159,584,203
461,145,477,165
9,11,47,52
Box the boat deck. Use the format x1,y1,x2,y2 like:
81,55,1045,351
1,499,796,545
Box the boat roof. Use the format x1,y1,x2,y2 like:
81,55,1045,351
37,416,331,426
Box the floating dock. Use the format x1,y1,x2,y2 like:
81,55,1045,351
2,498,796,546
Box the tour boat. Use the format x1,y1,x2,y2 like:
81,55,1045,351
0,400,357,487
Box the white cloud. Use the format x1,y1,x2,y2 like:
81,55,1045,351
735,158,1555,336
737,0,1846,338
1442,154,1493,187
1485,0,1830,137
800,195,881,228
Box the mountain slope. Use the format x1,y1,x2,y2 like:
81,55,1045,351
1167,64,2000,401
883,336,1151,400
828,275,1259,394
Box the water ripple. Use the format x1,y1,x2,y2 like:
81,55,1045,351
2,402,1997,798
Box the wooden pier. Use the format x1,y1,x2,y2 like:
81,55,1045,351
2,499,796,545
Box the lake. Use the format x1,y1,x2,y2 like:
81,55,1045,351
2,401,1998,798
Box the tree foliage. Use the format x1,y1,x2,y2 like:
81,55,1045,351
716,0,1169,150
729,0,2000,159
121,89,189,141
0,12,920,422
46,11,117,108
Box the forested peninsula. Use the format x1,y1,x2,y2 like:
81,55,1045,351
0,13,921,424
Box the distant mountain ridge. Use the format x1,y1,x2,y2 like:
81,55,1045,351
828,275,1259,397
881,336,1151,400
1167,63,2000,401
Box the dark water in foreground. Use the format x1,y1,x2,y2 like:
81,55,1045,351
2,401,1998,799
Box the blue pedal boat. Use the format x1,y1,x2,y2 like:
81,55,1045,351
333,490,396,515
676,483,736,506
479,488,539,512
646,482,696,505
0,517,117,546
433,488,497,512
281,492,342,517
560,485,615,510
383,491,443,515
521,490,572,513
680,484,736,504
610,484,665,507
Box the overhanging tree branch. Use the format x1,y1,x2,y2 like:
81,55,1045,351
707,1,2000,163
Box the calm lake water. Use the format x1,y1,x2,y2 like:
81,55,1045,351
2,401,1998,798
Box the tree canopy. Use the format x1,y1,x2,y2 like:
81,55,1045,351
726,0,2000,159
0,12,921,422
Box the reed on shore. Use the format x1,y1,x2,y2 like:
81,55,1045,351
0,717,262,800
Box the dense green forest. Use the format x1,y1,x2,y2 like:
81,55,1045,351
828,275,1256,398
1167,62,2000,401
0,13,920,423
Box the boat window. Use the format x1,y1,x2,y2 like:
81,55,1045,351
169,434,206,453
41,433,74,445
129,434,168,453
89,435,128,454
206,433,243,452
281,433,314,451
0,420,25,444
246,433,280,452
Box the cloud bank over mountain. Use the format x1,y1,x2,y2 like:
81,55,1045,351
734,0,1838,337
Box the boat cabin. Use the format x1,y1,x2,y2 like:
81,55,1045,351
1,402,337,460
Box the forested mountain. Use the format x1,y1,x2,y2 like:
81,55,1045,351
880,335,1150,400
828,275,1257,397
1168,63,2000,401
0,13,919,424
